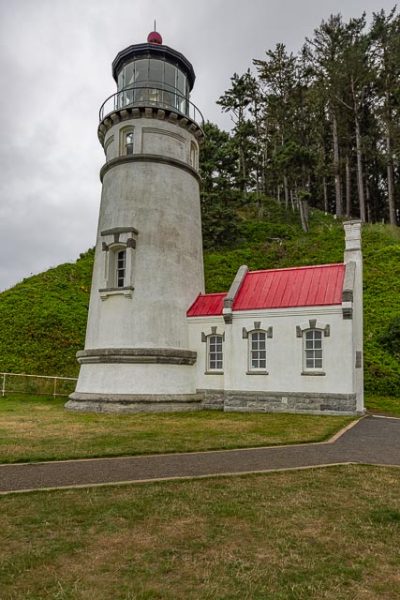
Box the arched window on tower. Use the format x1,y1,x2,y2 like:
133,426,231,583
189,142,197,168
120,127,134,156
125,132,134,155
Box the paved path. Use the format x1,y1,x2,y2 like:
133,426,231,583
1,416,399,494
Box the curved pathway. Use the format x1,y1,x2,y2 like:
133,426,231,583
0,415,399,494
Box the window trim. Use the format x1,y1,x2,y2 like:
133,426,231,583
99,227,138,300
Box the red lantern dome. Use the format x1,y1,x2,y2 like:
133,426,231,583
147,31,162,44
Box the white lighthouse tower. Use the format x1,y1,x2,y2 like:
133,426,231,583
66,30,205,412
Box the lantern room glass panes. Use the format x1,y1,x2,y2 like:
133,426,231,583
164,62,175,90
304,329,323,369
134,59,148,83
117,58,189,115
149,59,164,84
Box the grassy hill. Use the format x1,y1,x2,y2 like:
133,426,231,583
0,200,399,397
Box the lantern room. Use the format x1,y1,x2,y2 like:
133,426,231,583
110,32,196,118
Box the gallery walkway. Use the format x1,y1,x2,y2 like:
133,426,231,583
0,415,399,494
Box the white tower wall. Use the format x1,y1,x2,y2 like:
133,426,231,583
66,39,206,412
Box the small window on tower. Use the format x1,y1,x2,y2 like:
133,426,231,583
119,127,135,156
116,249,126,288
126,132,134,155
189,142,197,168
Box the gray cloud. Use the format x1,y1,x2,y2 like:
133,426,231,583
0,0,395,290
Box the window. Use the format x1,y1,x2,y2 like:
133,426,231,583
116,249,126,288
119,128,134,156
190,142,197,168
125,132,134,155
207,334,223,371
304,329,323,370
249,331,266,370
99,226,138,299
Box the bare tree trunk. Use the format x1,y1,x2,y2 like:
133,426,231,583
386,135,397,225
345,154,351,217
299,199,309,232
366,182,371,222
331,110,342,217
290,189,295,211
277,185,281,204
283,176,289,209
323,177,328,213
354,115,366,222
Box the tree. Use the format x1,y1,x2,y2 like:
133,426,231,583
370,8,400,225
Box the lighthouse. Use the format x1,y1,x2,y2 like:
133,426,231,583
66,31,205,412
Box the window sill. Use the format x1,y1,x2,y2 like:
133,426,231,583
246,370,269,375
99,286,134,300
301,371,326,376
204,370,224,375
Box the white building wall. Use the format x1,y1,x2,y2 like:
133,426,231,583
188,304,357,414
226,307,354,394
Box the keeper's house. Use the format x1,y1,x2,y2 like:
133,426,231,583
187,221,364,416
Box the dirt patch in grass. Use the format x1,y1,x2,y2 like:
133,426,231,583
1,465,400,599
0,395,354,463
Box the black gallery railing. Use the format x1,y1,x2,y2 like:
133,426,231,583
99,86,204,126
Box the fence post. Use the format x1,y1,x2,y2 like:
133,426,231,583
53,378,57,398
2,373,5,397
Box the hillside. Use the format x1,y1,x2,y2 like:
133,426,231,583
0,201,399,396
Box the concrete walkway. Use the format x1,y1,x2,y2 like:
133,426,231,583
1,415,399,494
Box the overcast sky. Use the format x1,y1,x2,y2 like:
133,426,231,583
0,0,396,291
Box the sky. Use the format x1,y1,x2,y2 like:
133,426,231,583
0,0,397,291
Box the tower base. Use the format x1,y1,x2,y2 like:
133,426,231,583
65,392,204,413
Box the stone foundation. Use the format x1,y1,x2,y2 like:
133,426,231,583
65,389,359,415
66,392,204,414
198,389,225,410
223,390,358,415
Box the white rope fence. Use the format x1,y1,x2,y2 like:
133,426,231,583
0,372,77,398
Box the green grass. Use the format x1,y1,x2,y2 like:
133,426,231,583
0,200,399,400
365,394,400,417
0,395,353,464
1,465,400,599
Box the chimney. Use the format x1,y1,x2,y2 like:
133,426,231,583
343,221,364,413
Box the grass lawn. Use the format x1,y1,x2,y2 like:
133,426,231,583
1,465,400,599
0,395,354,464
365,394,400,417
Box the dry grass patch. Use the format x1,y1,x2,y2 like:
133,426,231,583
1,466,400,599
0,395,353,463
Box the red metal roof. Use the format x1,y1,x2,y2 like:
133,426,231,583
187,264,345,316
187,292,227,317
233,264,345,311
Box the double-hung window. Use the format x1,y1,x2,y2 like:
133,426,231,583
304,329,323,370
249,331,267,371
207,334,223,371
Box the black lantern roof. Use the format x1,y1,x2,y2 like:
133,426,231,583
112,42,196,91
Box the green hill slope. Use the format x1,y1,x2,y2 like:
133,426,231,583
0,203,399,396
